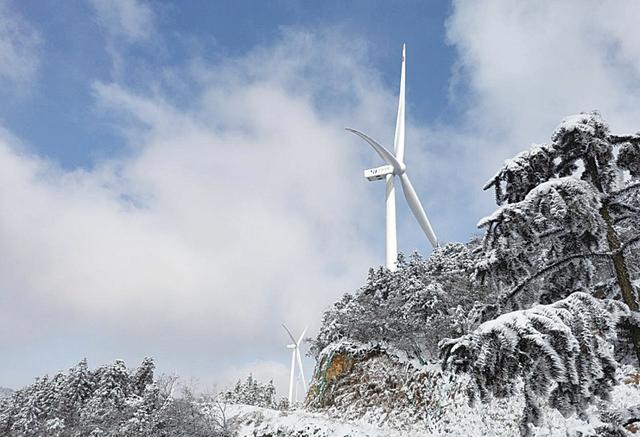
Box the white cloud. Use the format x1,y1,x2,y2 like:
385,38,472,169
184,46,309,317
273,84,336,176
90,0,157,77
447,0,640,152
0,1,40,90
419,0,640,230
90,0,155,43
0,30,392,391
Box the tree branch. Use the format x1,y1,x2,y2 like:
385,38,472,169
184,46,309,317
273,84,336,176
620,234,640,253
502,251,612,303
608,134,640,145
502,234,639,304
608,181,640,199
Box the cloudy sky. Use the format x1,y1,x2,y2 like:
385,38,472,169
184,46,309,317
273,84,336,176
2,0,640,395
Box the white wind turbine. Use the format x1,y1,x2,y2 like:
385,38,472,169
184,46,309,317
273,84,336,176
282,324,307,406
347,44,438,271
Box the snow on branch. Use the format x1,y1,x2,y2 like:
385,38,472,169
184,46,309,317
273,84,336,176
440,292,629,436
486,112,633,208
608,181,640,200
475,178,608,304
500,252,612,303
483,144,556,206
601,404,640,428
617,142,640,177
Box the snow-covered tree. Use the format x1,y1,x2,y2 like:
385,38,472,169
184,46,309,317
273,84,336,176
479,111,640,358
130,357,154,397
310,245,494,361
58,358,94,426
440,292,629,436
0,358,236,437
476,177,608,306
222,374,277,408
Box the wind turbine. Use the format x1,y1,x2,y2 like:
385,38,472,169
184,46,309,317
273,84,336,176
346,44,438,271
282,324,307,406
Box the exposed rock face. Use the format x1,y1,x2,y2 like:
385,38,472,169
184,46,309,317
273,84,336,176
304,341,640,436
307,342,383,410
305,340,460,430
323,353,352,383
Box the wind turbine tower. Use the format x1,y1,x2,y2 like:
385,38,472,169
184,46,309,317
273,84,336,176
347,44,438,271
282,324,307,406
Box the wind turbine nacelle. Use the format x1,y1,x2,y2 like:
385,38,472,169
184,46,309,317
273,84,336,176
364,164,394,181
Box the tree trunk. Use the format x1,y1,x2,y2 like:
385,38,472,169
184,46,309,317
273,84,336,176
601,204,640,364
586,156,640,365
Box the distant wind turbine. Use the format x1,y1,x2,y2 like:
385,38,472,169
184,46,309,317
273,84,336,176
282,324,307,406
346,44,438,271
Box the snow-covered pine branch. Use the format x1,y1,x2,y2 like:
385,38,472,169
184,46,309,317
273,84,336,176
476,177,607,307
617,140,640,178
484,144,556,206
501,251,612,304
439,292,629,436
476,112,640,323
486,112,638,203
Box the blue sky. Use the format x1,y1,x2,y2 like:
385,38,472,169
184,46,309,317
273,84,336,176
2,0,640,395
7,1,455,170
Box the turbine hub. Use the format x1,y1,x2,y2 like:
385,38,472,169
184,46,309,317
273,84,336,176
396,162,407,175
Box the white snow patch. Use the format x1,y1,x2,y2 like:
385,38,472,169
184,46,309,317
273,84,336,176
224,366,640,436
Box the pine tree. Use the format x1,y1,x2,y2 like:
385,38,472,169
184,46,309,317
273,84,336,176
440,292,629,436
480,111,640,359
222,374,278,408
310,245,493,360
0,358,232,436
130,357,155,397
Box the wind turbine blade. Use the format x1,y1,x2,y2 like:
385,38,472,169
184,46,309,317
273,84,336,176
345,128,402,173
296,348,307,393
399,173,438,248
393,44,406,163
282,324,296,345
296,326,308,347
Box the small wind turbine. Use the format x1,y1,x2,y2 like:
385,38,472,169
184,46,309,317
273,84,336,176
282,324,307,407
346,44,438,271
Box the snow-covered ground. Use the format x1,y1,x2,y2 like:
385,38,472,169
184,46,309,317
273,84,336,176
228,365,640,437
230,404,419,437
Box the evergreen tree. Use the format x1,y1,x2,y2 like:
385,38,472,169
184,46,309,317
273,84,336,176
0,358,235,437
311,246,494,360
479,111,640,358
130,357,155,397
222,374,277,408
441,292,629,436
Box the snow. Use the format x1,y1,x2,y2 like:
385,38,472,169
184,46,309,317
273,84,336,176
230,404,419,437
227,365,640,436
553,113,597,138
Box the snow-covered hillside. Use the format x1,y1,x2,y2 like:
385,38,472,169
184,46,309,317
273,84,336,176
296,112,640,436
232,405,413,437
0,388,12,398
231,365,640,436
